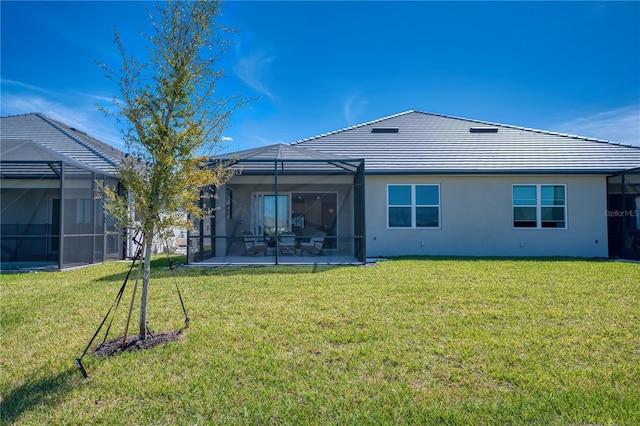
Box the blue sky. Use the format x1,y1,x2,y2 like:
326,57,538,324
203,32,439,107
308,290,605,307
2,1,639,151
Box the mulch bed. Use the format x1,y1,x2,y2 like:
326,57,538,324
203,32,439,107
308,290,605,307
93,330,184,357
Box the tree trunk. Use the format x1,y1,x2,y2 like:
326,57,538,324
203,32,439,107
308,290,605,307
139,232,153,340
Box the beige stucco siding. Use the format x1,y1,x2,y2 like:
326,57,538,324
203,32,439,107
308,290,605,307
364,174,608,258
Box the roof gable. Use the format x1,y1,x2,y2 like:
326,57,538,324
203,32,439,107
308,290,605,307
293,110,640,174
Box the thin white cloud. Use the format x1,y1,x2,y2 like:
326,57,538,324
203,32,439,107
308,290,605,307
248,134,285,147
221,136,233,142
217,133,278,154
0,78,55,95
233,49,276,100
343,93,368,126
81,92,118,104
555,105,640,147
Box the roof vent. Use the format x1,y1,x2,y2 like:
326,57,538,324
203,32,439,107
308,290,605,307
69,127,88,135
371,128,399,133
470,127,498,133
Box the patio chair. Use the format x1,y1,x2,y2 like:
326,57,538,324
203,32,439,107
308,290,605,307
242,232,267,256
300,237,324,256
279,232,297,256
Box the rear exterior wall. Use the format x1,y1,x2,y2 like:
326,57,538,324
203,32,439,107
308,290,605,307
364,174,608,258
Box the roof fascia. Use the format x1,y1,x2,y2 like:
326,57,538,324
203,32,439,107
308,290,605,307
364,169,629,176
213,158,365,164
1,160,118,178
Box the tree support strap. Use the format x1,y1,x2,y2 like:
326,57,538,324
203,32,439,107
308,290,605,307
163,237,190,329
75,232,190,379
75,232,143,378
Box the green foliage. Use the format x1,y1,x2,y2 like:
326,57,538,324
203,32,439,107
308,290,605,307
99,0,240,234
97,0,244,339
2,258,639,424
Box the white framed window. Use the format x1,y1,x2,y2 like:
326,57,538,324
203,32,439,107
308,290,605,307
388,184,440,228
513,184,566,229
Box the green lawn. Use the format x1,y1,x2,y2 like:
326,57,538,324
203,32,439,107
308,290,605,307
1,257,639,425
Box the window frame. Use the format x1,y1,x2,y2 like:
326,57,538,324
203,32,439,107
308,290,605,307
387,184,441,229
512,184,567,230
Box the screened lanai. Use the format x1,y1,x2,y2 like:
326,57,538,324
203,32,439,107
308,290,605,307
188,144,366,265
1,139,123,270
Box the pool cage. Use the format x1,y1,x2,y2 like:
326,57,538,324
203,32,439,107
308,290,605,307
1,140,124,270
187,144,366,265
607,167,640,260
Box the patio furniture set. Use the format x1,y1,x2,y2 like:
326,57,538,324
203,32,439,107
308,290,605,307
242,232,324,257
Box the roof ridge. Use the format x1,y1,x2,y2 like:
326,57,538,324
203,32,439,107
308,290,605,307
34,113,122,167
292,110,415,144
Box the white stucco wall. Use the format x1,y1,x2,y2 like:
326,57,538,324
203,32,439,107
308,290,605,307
364,174,609,258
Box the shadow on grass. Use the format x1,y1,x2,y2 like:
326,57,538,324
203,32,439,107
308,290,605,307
95,255,188,283
97,255,347,282
0,368,78,424
96,255,615,284
100,255,621,286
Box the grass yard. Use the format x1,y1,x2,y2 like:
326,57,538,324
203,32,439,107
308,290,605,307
1,257,639,425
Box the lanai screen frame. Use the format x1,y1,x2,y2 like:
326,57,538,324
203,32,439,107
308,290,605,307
607,167,640,260
187,155,366,265
1,157,123,270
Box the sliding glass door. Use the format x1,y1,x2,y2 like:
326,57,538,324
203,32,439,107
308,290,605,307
252,194,291,236
251,192,338,249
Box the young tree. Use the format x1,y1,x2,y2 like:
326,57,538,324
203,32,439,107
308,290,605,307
100,0,240,340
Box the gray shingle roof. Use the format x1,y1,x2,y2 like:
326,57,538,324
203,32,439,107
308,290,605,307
1,138,110,178
216,143,363,175
292,110,640,174
218,143,362,162
1,113,124,175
